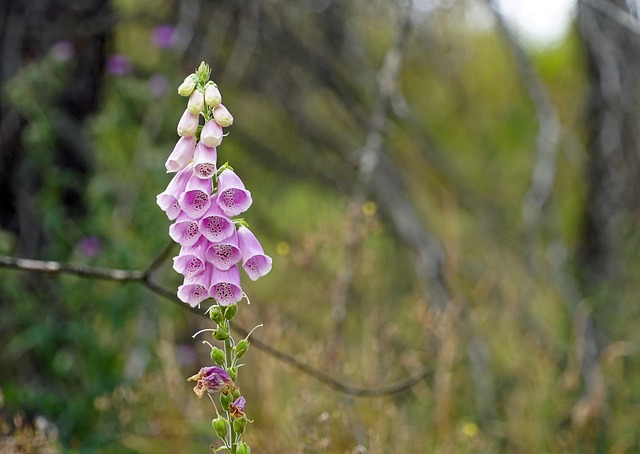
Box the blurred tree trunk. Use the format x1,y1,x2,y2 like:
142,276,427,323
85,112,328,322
576,0,640,286
0,0,110,257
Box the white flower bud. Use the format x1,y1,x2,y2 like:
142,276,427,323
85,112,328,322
178,75,196,96
188,89,205,114
205,84,222,107
177,109,199,137
213,105,233,127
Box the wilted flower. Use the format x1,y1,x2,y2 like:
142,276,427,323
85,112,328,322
188,365,235,398
229,396,246,419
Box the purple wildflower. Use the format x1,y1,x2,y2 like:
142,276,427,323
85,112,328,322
179,173,212,219
187,365,235,398
198,202,235,243
237,226,272,281
165,136,196,173
210,265,243,306
177,262,213,307
106,54,132,76
173,237,209,279
206,229,241,271
169,212,202,246
156,164,194,219
152,24,177,49
193,142,217,179
216,169,252,217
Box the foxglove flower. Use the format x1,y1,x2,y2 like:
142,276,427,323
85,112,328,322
193,142,217,179
213,104,233,127
216,169,252,216
177,108,199,137
156,164,193,219
200,119,223,148
210,265,243,306
188,365,235,398
188,89,205,114
229,396,246,419
178,262,213,307
206,229,241,271
178,74,196,96
173,237,210,279
169,212,201,246
237,226,272,281
179,173,212,219
198,202,235,243
205,84,222,107
165,135,196,172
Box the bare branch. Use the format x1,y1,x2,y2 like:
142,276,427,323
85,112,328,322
0,254,429,398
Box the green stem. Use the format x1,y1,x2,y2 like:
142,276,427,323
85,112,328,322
222,318,236,454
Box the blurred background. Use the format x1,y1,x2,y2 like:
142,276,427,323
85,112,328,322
1,0,640,452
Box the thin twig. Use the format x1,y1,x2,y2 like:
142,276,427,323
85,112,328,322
0,254,429,397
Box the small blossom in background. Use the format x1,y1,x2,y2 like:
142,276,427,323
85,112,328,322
148,73,170,98
77,236,102,258
106,54,132,76
152,24,177,49
50,41,75,61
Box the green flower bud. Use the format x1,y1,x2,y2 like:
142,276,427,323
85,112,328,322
210,307,223,324
212,417,227,439
178,75,196,96
210,347,226,366
236,441,250,454
234,339,249,359
231,388,241,400
220,392,233,410
228,366,238,381
233,417,247,434
224,304,238,320
213,327,229,341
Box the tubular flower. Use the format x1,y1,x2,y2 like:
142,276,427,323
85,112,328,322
165,136,196,173
193,142,217,179
237,226,272,281
173,237,209,279
169,212,202,246
177,262,213,307
198,202,235,243
177,109,199,137
188,365,235,398
210,265,243,306
213,104,234,127
206,230,242,271
216,169,252,216
200,119,223,148
179,174,212,219
156,164,193,219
